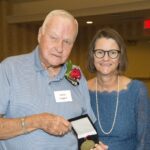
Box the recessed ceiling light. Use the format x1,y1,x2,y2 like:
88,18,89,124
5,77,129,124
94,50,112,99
86,21,93,24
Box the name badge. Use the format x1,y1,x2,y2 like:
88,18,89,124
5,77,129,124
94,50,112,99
54,90,72,102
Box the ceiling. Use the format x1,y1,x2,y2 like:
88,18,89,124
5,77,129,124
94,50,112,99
6,0,150,25
77,9,150,26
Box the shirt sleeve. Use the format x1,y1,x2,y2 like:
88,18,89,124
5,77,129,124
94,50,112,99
0,62,10,115
136,81,150,150
78,70,96,123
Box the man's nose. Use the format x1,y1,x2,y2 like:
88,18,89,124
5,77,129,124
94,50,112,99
56,40,63,53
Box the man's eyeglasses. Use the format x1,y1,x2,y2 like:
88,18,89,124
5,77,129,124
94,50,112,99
93,49,120,59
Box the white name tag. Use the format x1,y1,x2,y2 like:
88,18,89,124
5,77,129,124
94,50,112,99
54,90,72,102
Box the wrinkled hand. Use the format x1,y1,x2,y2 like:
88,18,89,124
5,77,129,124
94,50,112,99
36,113,71,136
91,141,108,150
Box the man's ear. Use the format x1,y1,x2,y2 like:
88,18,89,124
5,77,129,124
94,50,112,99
38,27,42,43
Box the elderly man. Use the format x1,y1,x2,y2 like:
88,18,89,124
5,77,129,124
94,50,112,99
0,10,96,150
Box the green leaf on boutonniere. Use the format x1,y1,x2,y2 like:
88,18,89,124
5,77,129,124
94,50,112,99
65,60,73,75
65,60,81,86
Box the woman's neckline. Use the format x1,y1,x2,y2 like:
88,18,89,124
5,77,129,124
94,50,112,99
89,78,134,94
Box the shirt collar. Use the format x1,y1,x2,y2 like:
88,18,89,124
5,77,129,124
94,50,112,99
34,46,44,72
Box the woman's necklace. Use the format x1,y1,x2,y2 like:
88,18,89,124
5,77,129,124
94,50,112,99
95,76,119,135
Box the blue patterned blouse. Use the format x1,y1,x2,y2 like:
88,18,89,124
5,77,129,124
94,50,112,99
89,80,150,150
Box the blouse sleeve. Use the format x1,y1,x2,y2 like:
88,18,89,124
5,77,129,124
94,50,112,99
136,81,150,150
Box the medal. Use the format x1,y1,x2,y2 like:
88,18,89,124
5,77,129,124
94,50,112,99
80,139,95,150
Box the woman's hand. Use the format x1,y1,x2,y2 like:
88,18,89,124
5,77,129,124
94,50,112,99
91,141,108,150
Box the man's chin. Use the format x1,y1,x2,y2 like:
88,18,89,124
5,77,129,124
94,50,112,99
47,63,64,69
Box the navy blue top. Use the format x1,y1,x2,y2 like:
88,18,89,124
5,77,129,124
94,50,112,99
89,80,150,150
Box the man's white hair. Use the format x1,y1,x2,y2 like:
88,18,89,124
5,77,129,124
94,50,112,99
41,9,78,37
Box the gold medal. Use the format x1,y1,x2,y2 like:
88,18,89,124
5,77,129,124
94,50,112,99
80,139,95,150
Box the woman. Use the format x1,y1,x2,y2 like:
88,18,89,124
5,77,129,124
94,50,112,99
87,27,150,150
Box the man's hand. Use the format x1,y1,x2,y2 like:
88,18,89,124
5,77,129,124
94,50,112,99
35,113,71,136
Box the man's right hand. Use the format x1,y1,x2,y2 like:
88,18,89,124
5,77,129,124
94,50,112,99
34,113,71,136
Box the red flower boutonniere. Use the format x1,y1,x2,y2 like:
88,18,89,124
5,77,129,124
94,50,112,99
65,60,81,86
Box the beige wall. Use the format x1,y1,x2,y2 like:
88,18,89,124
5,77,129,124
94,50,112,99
125,42,150,94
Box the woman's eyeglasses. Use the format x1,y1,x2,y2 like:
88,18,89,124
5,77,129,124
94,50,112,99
93,49,120,59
